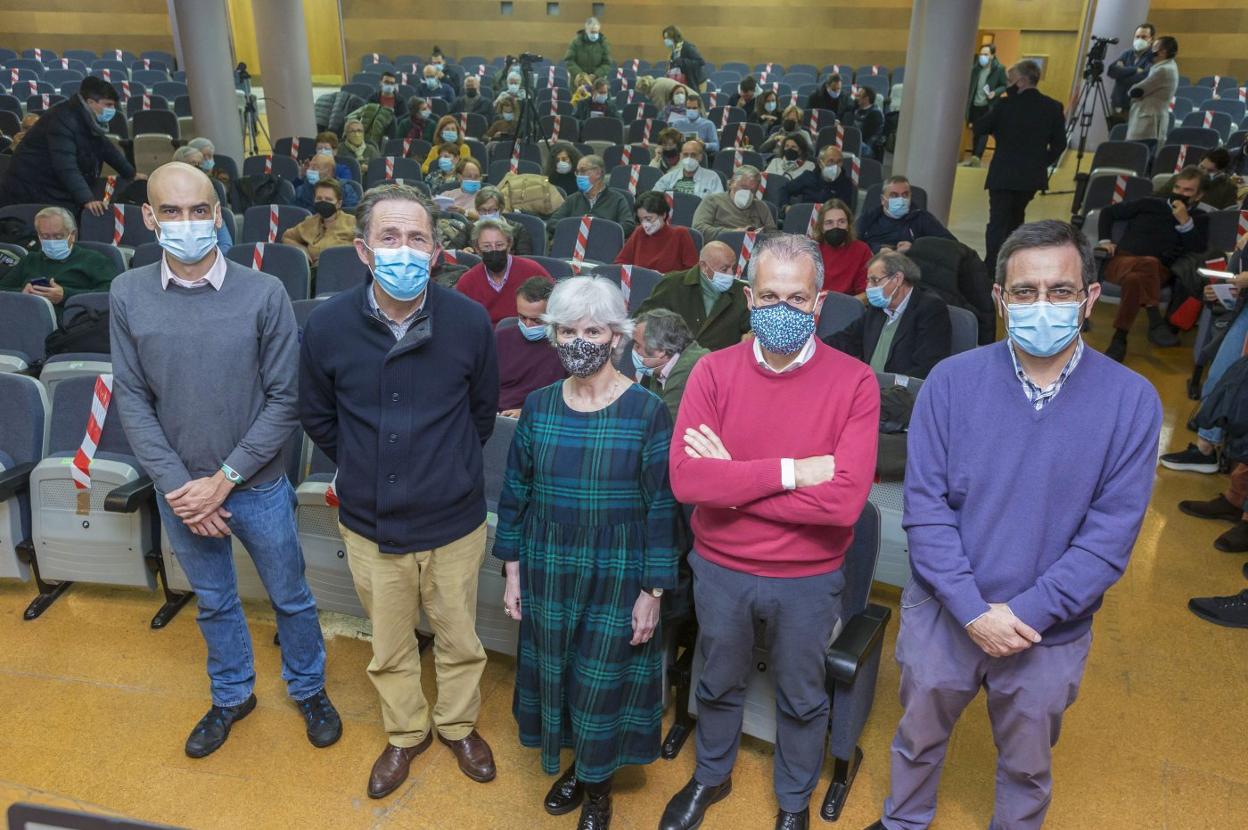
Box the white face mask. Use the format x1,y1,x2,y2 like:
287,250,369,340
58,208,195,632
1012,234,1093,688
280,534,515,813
822,164,841,181
556,160,572,174
732,189,753,209
672,93,686,106
1133,37,1150,52
641,218,662,236
680,156,700,173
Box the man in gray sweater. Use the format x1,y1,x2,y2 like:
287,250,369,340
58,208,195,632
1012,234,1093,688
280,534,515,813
109,162,340,758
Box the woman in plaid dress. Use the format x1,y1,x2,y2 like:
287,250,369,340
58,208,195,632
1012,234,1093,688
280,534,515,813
496,276,678,830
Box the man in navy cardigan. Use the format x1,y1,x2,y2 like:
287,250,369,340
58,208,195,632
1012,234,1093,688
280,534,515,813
866,221,1161,830
299,183,500,800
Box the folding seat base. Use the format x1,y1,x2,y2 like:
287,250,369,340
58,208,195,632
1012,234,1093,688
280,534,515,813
16,538,72,621
819,746,864,823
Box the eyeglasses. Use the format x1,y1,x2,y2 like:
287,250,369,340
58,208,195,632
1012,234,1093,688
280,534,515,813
1003,286,1085,304
865,272,897,287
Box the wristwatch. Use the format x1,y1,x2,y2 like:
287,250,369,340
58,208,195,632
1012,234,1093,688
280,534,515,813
220,464,244,485
643,587,664,598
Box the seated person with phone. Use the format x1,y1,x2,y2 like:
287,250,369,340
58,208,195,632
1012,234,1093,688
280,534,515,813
691,165,777,242
0,206,119,319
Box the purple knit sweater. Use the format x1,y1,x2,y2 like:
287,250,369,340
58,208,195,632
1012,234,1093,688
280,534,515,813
904,341,1162,645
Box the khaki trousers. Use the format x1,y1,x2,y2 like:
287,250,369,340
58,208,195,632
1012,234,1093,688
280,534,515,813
340,522,488,747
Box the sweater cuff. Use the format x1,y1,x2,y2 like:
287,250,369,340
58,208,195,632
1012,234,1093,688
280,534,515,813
1005,587,1056,635
223,448,263,483
943,588,992,629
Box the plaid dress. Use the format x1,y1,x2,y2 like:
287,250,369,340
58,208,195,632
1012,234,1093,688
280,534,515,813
493,381,679,783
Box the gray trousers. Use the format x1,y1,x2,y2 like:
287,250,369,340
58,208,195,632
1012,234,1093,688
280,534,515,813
882,580,1092,830
690,551,845,813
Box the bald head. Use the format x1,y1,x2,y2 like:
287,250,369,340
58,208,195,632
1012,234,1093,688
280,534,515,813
699,240,736,274
143,161,221,233
308,154,335,178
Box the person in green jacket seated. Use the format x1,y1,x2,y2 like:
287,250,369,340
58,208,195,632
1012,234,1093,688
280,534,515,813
631,308,710,421
634,240,753,352
563,16,614,81
544,154,636,242
0,205,119,317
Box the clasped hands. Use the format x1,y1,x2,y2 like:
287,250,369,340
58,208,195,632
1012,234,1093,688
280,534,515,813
167,470,236,538
966,603,1042,658
682,424,836,487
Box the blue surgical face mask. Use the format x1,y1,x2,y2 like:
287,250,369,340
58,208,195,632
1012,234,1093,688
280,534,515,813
305,169,320,185
502,111,515,121
201,158,215,172
1005,299,1085,358
367,244,432,302
632,348,655,377
519,321,547,342
707,270,734,293
41,238,71,260
664,37,675,49
866,281,895,308
885,196,910,218
593,93,607,104
424,78,439,89
575,174,592,193
156,218,218,265
508,82,521,94
587,32,600,43
97,105,116,124
764,101,776,112
441,129,459,143
438,156,453,172
461,179,481,194
978,55,990,67
750,300,816,355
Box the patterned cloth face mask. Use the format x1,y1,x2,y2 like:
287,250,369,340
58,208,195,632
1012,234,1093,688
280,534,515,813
556,337,613,378
750,301,816,355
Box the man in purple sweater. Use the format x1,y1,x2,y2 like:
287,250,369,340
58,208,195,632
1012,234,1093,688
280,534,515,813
866,220,1162,830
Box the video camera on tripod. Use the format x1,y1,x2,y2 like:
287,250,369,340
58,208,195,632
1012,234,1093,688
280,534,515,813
1082,36,1120,82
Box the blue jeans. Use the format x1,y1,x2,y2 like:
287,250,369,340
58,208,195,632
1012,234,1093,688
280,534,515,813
1198,310,1248,445
157,476,326,707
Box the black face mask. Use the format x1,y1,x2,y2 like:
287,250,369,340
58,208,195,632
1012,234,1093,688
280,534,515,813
783,148,800,162
481,249,509,273
663,148,679,160
466,88,478,98
313,200,338,219
823,228,849,247
1169,193,1190,207
783,119,798,131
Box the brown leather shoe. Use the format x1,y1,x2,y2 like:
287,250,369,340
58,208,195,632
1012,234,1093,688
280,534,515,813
368,731,433,799
438,729,496,782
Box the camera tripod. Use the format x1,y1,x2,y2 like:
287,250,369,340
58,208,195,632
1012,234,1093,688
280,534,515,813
1051,36,1117,204
236,62,270,157
505,54,555,175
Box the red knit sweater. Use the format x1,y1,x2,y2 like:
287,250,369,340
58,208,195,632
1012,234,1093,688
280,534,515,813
819,240,872,295
614,223,698,273
455,256,552,324
669,339,880,577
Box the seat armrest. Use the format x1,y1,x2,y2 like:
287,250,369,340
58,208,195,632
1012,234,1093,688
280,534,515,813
104,476,155,513
0,462,37,501
826,603,892,686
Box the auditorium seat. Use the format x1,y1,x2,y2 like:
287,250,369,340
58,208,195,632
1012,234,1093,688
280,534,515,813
592,264,662,313
0,374,49,587
226,242,312,301
549,216,625,263
0,293,56,373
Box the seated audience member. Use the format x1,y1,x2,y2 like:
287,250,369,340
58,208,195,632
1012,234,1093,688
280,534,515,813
615,190,699,272
692,165,777,242
654,139,724,198
419,64,454,104
649,128,685,174
313,131,357,183
456,219,554,324
10,112,41,150
468,186,534,256
368,70,407,116
824,249,952,378
764,133,814,181
728,76,757,111
1230,132,1248,177
429,46,463,94
815,200,872,295
454,75,493,119
806,73,854,120
339,119,379,171
851,85,886,159
441,159,485,214
399,98,434,144
421,115,472,174
632,309,710,420
758,106,810,153
666,94,719,152
574,78,619,120
570,72,594,106
1195,149,1239,210
425,143,465,191
281,179,356,268
635,240,752,350
494,70,528,109
1098,166,1210,361
784,144,854,207
544,141,582,196
294,154,342,210
659,83,695,122
188,136,233,193
0,206,116,314
496,277,566,417
751,90,781,132
544,154,636,240
856,175,956,252
484,96,519,142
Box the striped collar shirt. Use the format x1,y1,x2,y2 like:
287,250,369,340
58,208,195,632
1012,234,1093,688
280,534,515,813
1008,338,1084,411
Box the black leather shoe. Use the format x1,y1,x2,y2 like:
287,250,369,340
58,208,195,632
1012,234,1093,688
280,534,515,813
185,693,257,758
296,689,342,748
577,783,612,830
544,765,583,816
1215,522,1248,553
861,823,886,830
659,777,732,830
775,808,808,829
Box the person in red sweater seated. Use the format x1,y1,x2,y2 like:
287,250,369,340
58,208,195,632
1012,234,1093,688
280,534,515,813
455,219,553,324
614,190,698,273
658,233,879,830
496,277,566,417
813,199,872,298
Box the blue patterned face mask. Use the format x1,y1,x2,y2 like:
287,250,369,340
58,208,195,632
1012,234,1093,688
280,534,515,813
750,301,816,355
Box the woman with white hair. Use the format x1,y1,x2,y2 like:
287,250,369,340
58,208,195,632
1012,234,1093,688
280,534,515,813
494,275,678,830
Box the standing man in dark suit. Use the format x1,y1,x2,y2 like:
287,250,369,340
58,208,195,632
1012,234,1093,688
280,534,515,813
1106,23,1155,127
823,250,952,379
974,61,1066,274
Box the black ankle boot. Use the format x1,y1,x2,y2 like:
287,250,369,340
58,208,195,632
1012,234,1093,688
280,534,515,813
578,778,612,830
544,764,583,816
1105,329,1127,362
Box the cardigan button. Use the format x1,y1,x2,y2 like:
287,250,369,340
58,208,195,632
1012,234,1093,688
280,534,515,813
391,392,400,402
389,433,398,443
387,473,397,483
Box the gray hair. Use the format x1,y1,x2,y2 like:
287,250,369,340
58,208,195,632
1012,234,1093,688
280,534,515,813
585,16,600,28
35,205,76,233
171,145,202,164
746,232,824,294
470,217,514,247
869,250,921,285
187,136,215,154
579,154,606,175
542,276,634,342
474,185,504,209
637,308,694,356
732,164,762,188
355,182,435,240
995,219,1095,289
1012,60,1042,87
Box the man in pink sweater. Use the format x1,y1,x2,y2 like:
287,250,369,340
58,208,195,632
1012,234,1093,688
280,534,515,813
658,234,880,830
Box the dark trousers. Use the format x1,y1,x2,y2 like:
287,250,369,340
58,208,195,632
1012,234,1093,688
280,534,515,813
967,104,990,157
689,551,845,812
984,189,1036,276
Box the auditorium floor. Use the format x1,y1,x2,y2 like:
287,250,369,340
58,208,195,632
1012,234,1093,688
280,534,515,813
2,159,1246,830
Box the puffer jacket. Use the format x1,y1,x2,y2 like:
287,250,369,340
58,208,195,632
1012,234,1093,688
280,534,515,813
563,30,613,79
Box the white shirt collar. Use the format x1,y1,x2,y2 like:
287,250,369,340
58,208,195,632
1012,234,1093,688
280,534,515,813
753,335,816,374
883,285,913,322
160,247,227,290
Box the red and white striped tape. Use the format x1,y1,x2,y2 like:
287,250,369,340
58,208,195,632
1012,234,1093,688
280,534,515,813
509,141,521,173
1168,97,1176,113
120,80,130,100
627,164,641,194
371,52,380,63
735,122,747,147
443,250,459,266
620,144,632,166
551,114,562,141
111,205,124,244
60,58,68,69
1213,75,1222,90
264,155,273,175
631,58,639,71
810,109,820,133
626,89,636,105
143,58,151,70
616,67,624,79
113,49,123,61
384,155,395,179
477,65,486,77
706,91,717,108
1238,211,1248,245
765,63,774,74
663,193,675,213
1239,87,1248,103
789,91,799,108
325,472,339,507
733,148,743,170
459,112,469,133
290,136,300,159
759,72,769,86
101,68,111,82
850,154,861,187
141,93,151,110
102,176,116,207
572,216,591,263
267,204,279,242
549,89,558,116
252,242,266,270
806,202,823,238
619,264,633,304
871,65,881,76
548,66,556,85
41,93,49,109
1203,110,1214,128
771,82,779,94
402,138,412,157
641,119,653,144
33,48,42,62
70,375,114,491
720,107,731,128
851,83,859,97
757,173,769,198
735,230,758,277
8,68,17,85
26,80,36,97
620,76,629,90
1112,175,1127,204
835,124,845,148
1174,143,1188,173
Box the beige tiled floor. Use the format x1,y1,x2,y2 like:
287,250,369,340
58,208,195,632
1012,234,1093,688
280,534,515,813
2,159,1247,829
